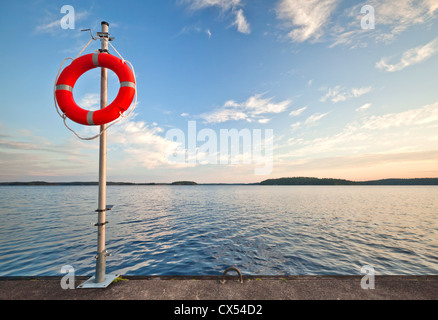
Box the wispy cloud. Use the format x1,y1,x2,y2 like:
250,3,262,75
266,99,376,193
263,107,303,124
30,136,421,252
0,123,97,180
70,113,189,171
291,111,330,129
107,115,178,169
273,149,438,181
331,0,438,48
184,0,241,11
0,112,197,180
276,0,340,42
35,19,61,34
182,0,250,34
305,112,330,126
320,86,372,103
175,25,202,36
360,102,438,130
79,93,100,110
175,25,212,39
35,10,90,35
200,93,291,124
232,8,250,34
426,0,438,14
257,118,271,124
282,101,438,161
356,103,371,112
367,0,437,42
376,37,438,72
289,106,307,117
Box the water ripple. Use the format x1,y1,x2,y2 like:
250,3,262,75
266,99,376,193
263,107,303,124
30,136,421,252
0,185,437,276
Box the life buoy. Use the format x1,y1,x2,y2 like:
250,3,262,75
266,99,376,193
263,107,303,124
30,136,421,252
55,53,135,126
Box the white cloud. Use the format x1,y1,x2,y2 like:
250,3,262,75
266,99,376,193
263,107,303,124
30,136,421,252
232,9,251,34
35,10,90,35
281,101,438,160
289,106,307,117
320,86,372,103
273,149,438,181
244,94,290,115
175,25,213,40
426,0,438,14
106,116,183,169
17,114,193,175
320,86,346,103
0,123,99,180
367,0,437,41
304,112,330,126
35,20,60,34
356,103,371,112
175,25,202,37
290,111,329,129
182,0,250,34
276,0,340,42
331,0,438,48
185,0,242,11
360,102,438,130
376,37,438,72
351,87,372,98
200,94,291,123
79,93,100,110
290,121,301,130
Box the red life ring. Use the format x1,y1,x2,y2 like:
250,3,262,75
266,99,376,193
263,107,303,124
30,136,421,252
55,53,135,126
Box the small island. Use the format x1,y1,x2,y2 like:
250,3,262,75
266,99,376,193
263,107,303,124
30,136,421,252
259,177,438,185
170,181,198,185
260,177,355,185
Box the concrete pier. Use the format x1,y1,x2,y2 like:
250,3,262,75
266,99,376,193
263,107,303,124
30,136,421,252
0,275,436,300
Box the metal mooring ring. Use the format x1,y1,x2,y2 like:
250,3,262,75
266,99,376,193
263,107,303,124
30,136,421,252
221,267,243,284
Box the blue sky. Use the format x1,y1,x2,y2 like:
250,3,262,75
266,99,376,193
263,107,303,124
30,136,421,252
1,0,438,183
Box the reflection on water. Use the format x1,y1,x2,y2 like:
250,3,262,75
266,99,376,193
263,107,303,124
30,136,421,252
0,185,437,276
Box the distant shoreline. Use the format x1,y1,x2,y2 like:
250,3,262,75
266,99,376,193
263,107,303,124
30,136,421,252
1,177,438,186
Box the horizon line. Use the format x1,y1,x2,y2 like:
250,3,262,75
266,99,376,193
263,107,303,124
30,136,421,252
1,177,438,185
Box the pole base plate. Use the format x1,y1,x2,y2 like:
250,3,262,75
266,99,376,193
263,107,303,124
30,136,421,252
77,274,119,289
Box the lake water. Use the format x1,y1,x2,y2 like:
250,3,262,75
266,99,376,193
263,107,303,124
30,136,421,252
0,185,437,276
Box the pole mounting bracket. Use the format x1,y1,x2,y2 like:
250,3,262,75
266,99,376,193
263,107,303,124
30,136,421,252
96,32,115,41
95,205,114,212
94,221,108,227
80,29,115,41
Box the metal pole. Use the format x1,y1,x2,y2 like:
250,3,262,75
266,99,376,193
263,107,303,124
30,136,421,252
77,21,118,289
95,20,109,284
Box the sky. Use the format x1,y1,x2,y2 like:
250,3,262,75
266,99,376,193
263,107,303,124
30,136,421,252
0,0,438,183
